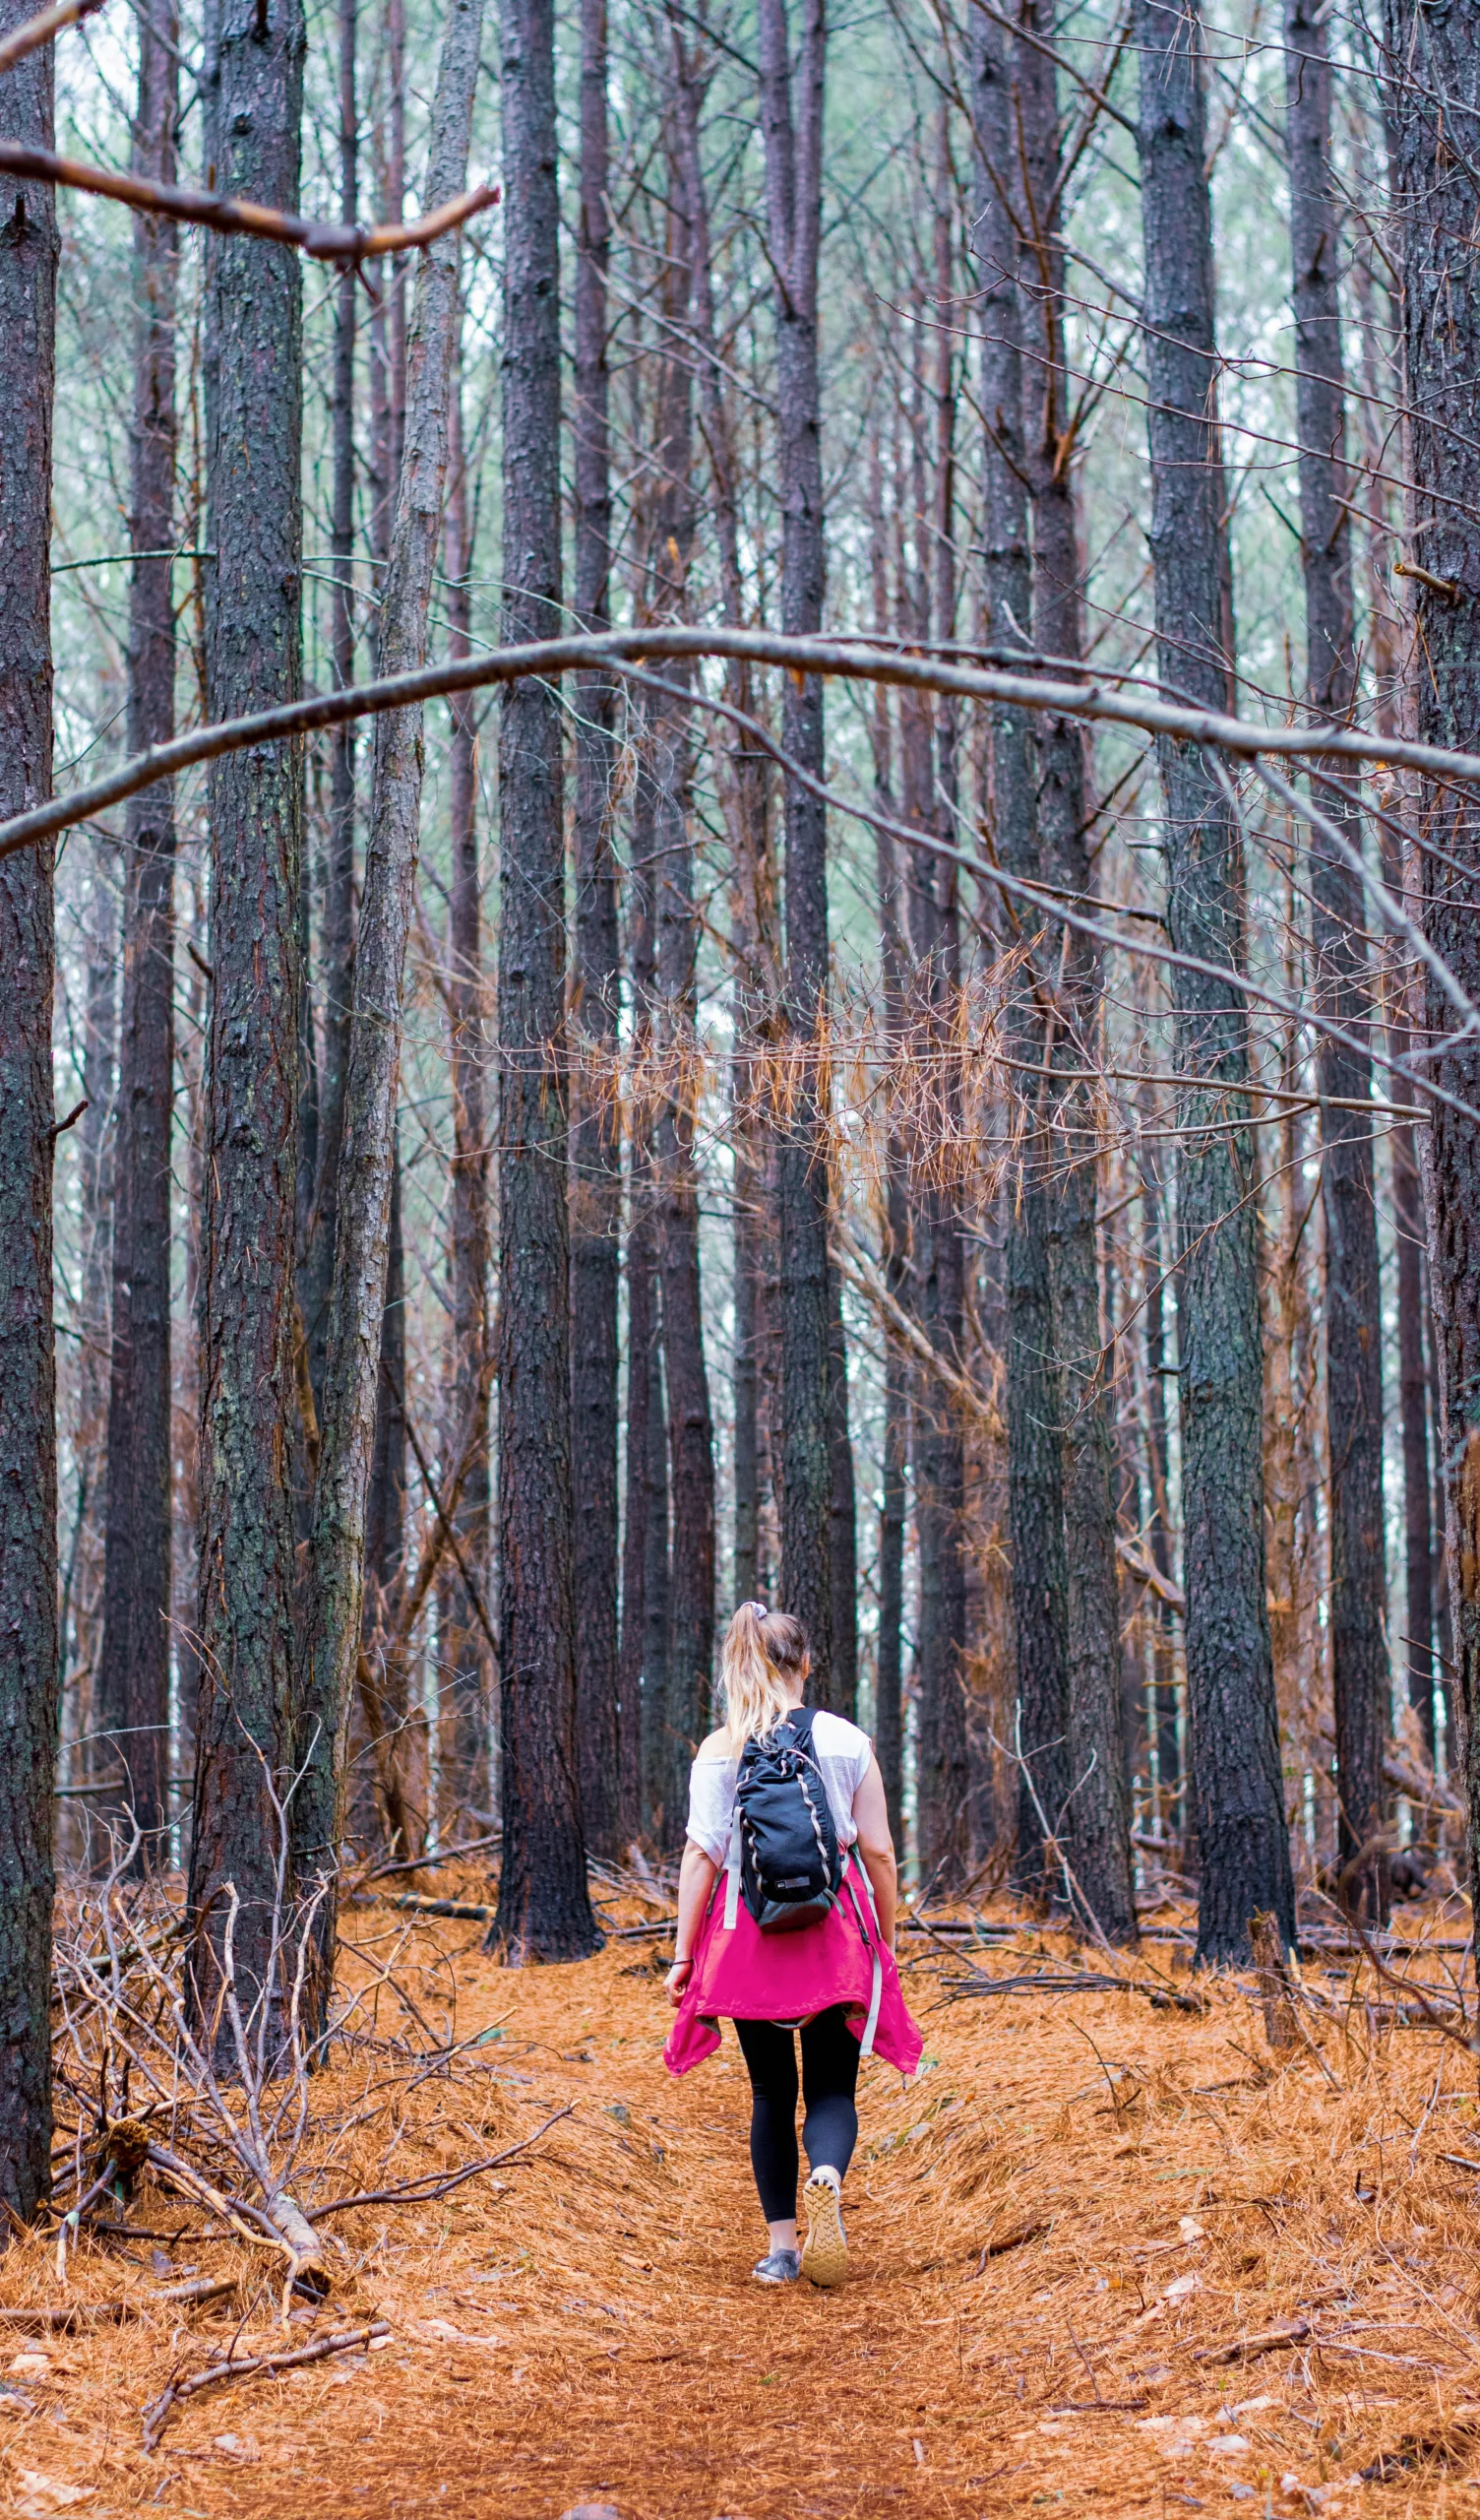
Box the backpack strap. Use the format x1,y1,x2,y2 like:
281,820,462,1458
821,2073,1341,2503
844,1854,885,2059
723,1807,743,1929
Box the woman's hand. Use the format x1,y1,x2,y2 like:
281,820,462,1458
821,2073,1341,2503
665,1957,693,2008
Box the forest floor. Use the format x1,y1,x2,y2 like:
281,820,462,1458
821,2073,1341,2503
5,1879,1480,2519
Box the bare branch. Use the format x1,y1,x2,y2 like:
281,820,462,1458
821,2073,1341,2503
0,143,498,264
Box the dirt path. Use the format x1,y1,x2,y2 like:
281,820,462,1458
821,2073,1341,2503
4,1915,1473,2517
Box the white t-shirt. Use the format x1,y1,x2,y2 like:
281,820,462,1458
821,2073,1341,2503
685,1710,874,1869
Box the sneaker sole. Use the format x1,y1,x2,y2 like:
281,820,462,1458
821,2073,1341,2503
801,2173,847,2288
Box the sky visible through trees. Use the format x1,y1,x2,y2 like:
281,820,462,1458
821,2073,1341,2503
2,0,1480,2228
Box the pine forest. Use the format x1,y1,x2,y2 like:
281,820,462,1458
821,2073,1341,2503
1,0,1480,2497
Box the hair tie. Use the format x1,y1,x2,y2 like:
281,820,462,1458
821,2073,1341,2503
749,1600,769,1619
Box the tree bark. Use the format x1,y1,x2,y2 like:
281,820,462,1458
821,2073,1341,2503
295,0,486,2000
488,0,598,1960
570,0,621,1855
437,351,492,1824
301,0,359,1425
970,0,1072,1903
1134,0,1294,1962
757,0,835,1689
1140,1136,1182,1845
869,438,908,1840
667,14,777,1647
1284,0,1388,1920
96,0,179,1867
0,0,58,2227
909,150,968,1881
645,258,717,1845
1382,0,1480,1922
188,0,305,2026
1018,10,1136,1941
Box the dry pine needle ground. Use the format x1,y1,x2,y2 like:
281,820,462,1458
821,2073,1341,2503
5,1883,1480,2519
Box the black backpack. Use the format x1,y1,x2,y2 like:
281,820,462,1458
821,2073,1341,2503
733,1707,844,1932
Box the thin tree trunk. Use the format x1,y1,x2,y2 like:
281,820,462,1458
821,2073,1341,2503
869,436,908,1840
362,1144,415,1848
648,452,717,1851
757,0,835,1687
668,15,778,1648
188,0,305,2026
618,1196,653,1843
1382,0,1480,1908
828,1262,858,1722
489,0,599,1960
911,146,968,1882
1285,0,1388,1922
96,0,179,1868
0,0,59,2225
1140,1137,1182,1846
302,0,359,1422
295,0,486,2000
1018,12,1135,1940
570,0,622,1853
438,353,492,1824
970,0,1072,1902
1133,0,1294,1962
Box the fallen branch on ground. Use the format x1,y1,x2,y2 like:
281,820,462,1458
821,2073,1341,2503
974,2222,1051,2269
0,2277,237,2332
359,1892,494,1922
306,2103,575,2221
1195,2318,1312,2365
143,2321,390,2451
935,1968,1203,2014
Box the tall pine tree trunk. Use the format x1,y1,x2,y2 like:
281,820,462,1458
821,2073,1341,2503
1018,10,1135,1939
758,0,836,1688
439,367,492,1823
647,256,717,1847
570,0,622,1852
301,0,359,1422
970,0,1072,1900
1133,0,1294,1961
489,0,598,1958
1285,0,1388,1918
296,0,487,1999
96,0,179,1865
1382,0,1480,1924
188,0,305,2022
912,149,968,1883
0,0,59,2225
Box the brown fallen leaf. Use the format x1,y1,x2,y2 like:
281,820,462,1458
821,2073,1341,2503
11,2471,96,2516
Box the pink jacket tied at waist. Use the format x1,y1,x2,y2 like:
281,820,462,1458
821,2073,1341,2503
663,1853,923,2078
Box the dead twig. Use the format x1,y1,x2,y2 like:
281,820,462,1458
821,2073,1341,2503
306,2102,575,2221
143,2321,390,2451
0,2277,238,2332
1194,2317,1312,2365
973,2221,1051,2269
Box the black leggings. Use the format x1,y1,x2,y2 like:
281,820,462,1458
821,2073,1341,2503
734,2006,861,2224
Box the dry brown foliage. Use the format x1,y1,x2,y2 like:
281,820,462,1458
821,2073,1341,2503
3,1873,1478,2516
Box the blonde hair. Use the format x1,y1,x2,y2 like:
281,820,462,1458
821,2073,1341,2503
719,1603,810,1753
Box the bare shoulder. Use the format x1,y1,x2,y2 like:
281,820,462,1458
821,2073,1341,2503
695,1727,732,1761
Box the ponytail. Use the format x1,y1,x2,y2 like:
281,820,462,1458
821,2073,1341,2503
719,1602,810,1754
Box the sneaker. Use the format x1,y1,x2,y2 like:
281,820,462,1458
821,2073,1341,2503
800,2166,847,2288
752,2248,800,2284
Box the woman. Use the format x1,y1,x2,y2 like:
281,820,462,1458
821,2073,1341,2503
663,1603,922,2288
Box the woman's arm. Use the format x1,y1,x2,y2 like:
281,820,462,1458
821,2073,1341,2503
850,1754,898,1954
665,1839,719,2006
